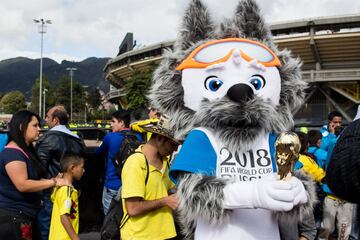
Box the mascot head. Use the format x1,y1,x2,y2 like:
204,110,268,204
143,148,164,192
149,0,306,151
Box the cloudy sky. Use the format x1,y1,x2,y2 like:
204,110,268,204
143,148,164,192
1,0,359,63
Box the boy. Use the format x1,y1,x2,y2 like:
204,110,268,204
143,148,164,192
49,154,85,240
308,130,328,169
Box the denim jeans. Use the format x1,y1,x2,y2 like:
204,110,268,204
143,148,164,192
350,204,359,240
0,208,35,240
37,192,52,240
102,186,118,215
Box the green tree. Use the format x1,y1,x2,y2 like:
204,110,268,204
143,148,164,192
124,64,158,111
52,76,86,121
87,88,101,109
89,106,116,121
30,76,51,115
0,91,26,113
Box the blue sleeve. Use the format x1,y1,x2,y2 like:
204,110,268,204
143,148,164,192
96,134,110,155
316,149,328,169
322,141,336,195
325,142,335,171
320,133,336,151
294,160,303,171
0,134,8,152
322,183,333,195
170,129,217,183
135,132,143,142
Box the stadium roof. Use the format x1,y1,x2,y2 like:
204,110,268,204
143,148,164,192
104,14,360,87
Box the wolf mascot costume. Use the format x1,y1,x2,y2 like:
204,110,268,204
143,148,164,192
149,0,316,239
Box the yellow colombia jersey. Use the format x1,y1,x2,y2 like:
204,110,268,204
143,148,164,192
299,154,325,183
121,148,176,240
49,186,79,240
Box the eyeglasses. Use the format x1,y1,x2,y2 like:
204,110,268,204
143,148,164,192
176,38,281,70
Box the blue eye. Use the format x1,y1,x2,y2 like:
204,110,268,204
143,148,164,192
249,75,266,91
204,76,223,92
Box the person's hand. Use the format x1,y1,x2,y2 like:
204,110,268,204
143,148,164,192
163,194,178,210
54,174,71,187
329,122,336,134
252,175,295,211
289,177,308,206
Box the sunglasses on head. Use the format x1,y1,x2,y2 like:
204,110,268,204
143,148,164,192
176,38,281,70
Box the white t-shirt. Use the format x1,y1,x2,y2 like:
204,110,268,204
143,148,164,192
172,127,280,240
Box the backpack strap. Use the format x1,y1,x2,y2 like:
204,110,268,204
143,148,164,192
110,131,136,170
134,151,149,184
119,151,149,229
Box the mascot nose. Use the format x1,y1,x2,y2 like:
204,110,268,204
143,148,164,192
227,84,254,102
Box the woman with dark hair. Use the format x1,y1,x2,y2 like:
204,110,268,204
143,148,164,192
0,110,68,240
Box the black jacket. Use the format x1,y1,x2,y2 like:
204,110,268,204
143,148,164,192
36,130,85,179
326,119,360,204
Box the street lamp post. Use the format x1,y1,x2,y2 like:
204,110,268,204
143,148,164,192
66,67,77,122
33,18,51,119
43,88,48,117
82,85,89,123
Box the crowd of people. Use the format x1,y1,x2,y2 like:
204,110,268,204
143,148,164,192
0,105,359,240
294,111,359,240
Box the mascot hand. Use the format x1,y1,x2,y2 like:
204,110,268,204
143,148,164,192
289,177,308,206
252,175,296,211
223,175,294,211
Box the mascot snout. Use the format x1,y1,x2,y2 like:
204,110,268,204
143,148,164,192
227,83,254,102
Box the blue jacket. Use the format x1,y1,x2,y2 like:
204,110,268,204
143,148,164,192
0,134,8,152
96,130,142,190
320,125,337,152
322,137,337,195
308,146,328,169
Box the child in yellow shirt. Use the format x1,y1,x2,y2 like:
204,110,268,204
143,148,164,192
49,154,85,240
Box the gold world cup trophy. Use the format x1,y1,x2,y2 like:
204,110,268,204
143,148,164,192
275,132,301,180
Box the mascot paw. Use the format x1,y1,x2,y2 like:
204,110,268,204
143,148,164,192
253,174,296,212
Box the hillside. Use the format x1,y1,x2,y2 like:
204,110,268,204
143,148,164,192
0,57,111,99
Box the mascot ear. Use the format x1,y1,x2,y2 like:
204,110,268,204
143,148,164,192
175,0,215,51
218,0,272,42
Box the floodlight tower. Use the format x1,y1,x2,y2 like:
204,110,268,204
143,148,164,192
43,88,48,118
33,18,52,118
66,67,77,122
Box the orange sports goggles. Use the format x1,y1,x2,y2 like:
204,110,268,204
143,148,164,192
176,38,282,70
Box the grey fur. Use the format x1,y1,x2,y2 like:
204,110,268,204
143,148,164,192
218,0,272,42
148,0,307,144
176,174,231,239
174,0,215,52
275,170,318,222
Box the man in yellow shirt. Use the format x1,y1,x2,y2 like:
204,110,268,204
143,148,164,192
121,116,180,240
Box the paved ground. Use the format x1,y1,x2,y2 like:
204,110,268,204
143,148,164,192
79,232,101,240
